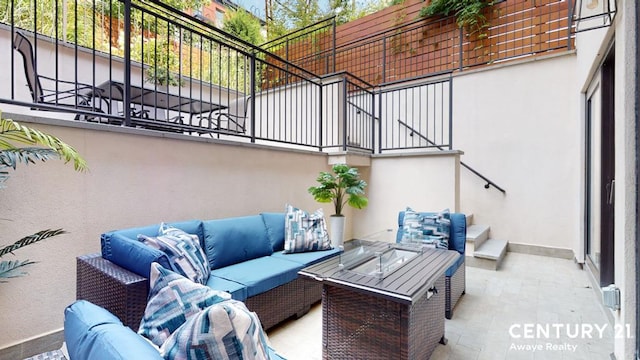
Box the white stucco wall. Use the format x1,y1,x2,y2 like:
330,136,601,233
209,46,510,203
0,115,330,348
352,151,461,237
453,54,581,253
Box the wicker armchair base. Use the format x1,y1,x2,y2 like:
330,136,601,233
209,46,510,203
322,275,446,360
76,253,322,331
445,258,466,320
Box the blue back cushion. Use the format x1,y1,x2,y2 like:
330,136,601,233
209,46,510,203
202,215,273,269
397,211,466,255
260,212,286,251
101,220,203,278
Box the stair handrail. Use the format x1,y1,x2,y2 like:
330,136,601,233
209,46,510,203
398,119,506,194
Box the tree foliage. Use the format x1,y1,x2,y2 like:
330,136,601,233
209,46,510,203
223,8,265,45
419,0,491,34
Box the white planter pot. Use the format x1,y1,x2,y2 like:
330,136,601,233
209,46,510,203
330,215,345,249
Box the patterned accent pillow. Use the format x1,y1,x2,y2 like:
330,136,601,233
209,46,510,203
138,223,210,284
283,204,331,253
401,208,451,250
160,299,271,360
138,263,230,347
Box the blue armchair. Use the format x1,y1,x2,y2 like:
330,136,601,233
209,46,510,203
397,211,466,319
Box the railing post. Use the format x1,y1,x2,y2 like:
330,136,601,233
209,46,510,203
370,89,376,153
332,18,337,73
448,74,453,150
567,0,573,50
319,83,324,152
377,90,382,153
123,0,132,127
459,27,464,72
342,77,348,151
382,37,387,84
250,53,256,143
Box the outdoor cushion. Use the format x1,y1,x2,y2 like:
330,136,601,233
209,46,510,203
206,275,248,301
261,212,286,251
283,205,331,253
399,207,451,249
397,211,466,254
101,220,204,278
271,247,341,267
138,224,210,284
203,215,274,269
160,299,271,360
103,220,204,245
65,300,162,360
138,263,230,347
101,233,171,278
211,256,303,297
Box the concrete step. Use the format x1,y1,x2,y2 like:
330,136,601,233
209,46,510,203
465,213,474,228
466,224,490,253
467,238,508,270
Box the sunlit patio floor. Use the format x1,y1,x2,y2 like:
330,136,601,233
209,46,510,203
267,252,615,360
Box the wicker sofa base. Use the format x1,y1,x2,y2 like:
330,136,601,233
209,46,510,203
445,257,466,319
322,275,446,360
77,253,323,331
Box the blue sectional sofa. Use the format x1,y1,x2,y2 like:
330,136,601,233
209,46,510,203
396,210,466,319
76,213,340,331
64,300,286,359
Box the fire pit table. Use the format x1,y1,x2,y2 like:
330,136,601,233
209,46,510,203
299,239,458,360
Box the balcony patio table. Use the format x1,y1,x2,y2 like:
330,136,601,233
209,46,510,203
298,239,458,359
84,80,227,131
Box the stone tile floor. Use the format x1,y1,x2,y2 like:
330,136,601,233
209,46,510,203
267,252,615,360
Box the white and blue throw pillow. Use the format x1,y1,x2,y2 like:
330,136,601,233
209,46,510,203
160,299,271,360
138,223,210,284
401,207,451,250
138,263,230,347
283,204,331,253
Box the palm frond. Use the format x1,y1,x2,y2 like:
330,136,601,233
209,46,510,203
0,115,88,172
0,147,60,169
0,229,66,258
0,259,37,281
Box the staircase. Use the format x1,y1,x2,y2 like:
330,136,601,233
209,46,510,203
465,214,508,270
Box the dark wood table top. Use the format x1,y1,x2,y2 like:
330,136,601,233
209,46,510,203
299,240,459,305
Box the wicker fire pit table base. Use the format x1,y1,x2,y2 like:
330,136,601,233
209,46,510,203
300,240,457,360
322,275,446,359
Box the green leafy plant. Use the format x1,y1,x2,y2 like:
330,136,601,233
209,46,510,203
419,0,492,35
0,114,87,281
308,164,368,216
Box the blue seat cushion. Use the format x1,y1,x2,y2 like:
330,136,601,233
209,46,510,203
205,275,248,301
202,215,274,269
261,212,286,251
445,253,464,277
64,300,162,360
271,247,341,267
210,256,303,297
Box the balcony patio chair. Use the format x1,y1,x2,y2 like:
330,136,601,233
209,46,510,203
13,31,108,122
203,95,249,134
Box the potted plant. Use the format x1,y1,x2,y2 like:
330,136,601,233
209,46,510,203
308,163,368,248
